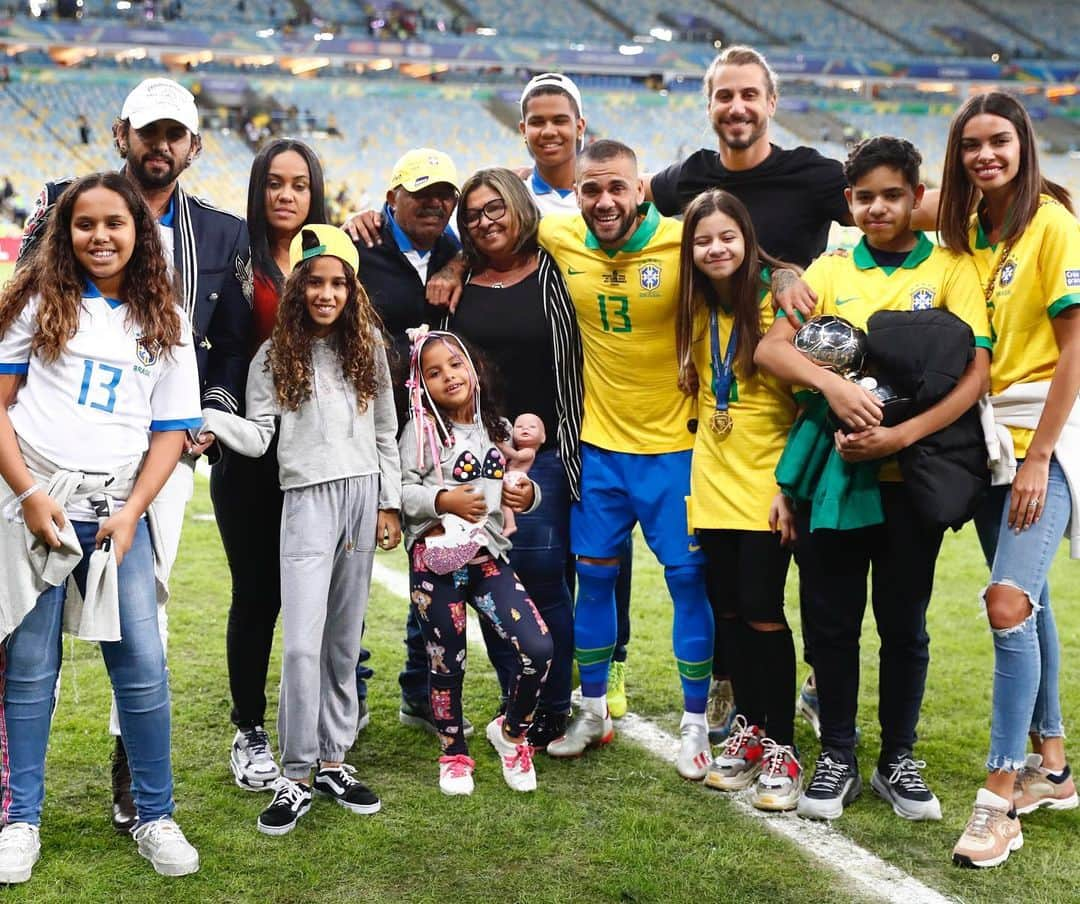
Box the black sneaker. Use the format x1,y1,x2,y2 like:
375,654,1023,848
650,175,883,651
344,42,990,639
797,751,861,820
399,698,474,738
313,764,381,815
527,709,570,751
257,778,311,836
111,736,137,834
871,751,942,821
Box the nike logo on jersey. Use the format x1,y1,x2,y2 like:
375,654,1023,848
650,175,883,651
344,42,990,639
567,267,586,275
836,296,859,306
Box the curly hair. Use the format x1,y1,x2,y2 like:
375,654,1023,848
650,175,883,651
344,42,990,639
266,256,386,412
0,172,180,363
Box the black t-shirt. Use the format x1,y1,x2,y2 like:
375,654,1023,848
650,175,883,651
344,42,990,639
651,144,850,268
451,272,558,451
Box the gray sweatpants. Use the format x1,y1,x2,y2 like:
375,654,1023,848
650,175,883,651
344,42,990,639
278,474,378,779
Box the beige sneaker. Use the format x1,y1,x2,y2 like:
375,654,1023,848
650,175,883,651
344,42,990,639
546,708,614,758
952,788,1023,868
1013,754,1079,815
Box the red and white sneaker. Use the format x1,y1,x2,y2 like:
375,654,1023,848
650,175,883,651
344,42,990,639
438,754,476,796
486,717,537,792
704,715,764,791
753,739,803,811
676,723,712,781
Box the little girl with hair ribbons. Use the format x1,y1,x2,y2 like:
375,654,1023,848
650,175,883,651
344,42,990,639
201,224,401,837
0,172,201,882
401,326,552,796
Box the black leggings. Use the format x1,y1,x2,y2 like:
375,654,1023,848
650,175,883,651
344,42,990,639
211,442,284,731
698,528,796,746
411,548,553,756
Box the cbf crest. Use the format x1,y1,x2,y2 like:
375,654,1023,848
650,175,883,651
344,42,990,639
911,286,935,311
999,259,1017,287
135,337,160,367
639,262,662,292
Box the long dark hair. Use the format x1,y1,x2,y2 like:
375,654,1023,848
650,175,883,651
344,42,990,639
939,92,1073,255
676,189,792,391
266,255,385,412
246,138,328,292
415,332,509,445
0,172,180,362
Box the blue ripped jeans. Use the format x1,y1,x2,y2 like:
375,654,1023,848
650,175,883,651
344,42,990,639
973,456,1071,773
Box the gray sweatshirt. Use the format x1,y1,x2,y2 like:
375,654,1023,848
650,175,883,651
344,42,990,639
203,336,401,510
399,416,540,561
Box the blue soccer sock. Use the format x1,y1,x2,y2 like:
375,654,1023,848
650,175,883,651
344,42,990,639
665,564,714,714
574,560,620,699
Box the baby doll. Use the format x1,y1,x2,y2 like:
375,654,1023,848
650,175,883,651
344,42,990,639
497,413,545,537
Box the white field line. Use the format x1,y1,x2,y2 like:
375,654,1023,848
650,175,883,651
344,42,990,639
371,558,955,904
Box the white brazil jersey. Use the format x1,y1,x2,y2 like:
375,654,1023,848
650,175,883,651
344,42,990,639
0,289,201,474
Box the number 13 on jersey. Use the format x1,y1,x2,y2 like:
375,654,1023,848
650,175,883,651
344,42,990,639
597,294,632,333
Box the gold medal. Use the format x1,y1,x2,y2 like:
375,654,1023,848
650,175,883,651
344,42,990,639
710,409,733,439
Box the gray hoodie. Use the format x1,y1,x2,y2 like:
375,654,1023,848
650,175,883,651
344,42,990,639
203,336,401,510
399,416,540,561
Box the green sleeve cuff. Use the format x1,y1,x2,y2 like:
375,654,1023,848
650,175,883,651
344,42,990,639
974,336,993,352
1048,294,1080,319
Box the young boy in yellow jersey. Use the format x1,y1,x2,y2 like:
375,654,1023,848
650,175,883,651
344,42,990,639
539,140,715,776
755,137,992,821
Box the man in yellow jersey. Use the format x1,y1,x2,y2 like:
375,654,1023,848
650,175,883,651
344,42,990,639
756,137,992,822
541,140,714,775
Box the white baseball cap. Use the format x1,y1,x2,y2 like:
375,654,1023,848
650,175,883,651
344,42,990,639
121,78,200,135
519,72,584,121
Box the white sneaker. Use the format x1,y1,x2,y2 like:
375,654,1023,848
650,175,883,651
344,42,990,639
485,716,537,792
132,817,199,877
676,722,711,781
0,822,40,885
230,726,280,791
439,754,476,796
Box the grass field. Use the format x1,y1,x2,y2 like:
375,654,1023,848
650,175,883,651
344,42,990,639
9,475,1080,903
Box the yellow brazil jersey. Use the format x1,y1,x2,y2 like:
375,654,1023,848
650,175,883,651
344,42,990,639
970,195,1080,457
803,231,992,480
538,204,694,454
688,297,798,532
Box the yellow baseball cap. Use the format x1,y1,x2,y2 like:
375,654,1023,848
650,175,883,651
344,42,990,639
288,224,359,274
388,148,459,193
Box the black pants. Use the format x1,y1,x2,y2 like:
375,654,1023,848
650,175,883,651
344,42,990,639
795,484,944,758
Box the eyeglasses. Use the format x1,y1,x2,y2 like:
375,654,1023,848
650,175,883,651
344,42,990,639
462,198,507,227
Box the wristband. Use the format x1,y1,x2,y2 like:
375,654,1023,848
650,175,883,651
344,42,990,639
2,483,41,523
14,483,40,506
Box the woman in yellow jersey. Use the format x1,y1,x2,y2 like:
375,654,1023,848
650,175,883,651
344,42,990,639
675,190,802,808
940,92,1080,869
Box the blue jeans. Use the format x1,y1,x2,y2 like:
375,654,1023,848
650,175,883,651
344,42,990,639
482,449,574,713
974,456,1071,772
2,519,174,825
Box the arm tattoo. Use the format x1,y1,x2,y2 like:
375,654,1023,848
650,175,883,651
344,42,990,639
771,268,798,295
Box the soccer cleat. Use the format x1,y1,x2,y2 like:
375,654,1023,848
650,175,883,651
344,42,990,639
0,823,40,885
753,739,803,812
953,788,1023,868
546,708,614,758
526,709,570,751
797,751,861,820
871,752,942,821
1013,754,1079,816
706,678,737,744
111,735,137,833
797,673,821,739
257,778,312,836
131,818,200,877
399,698,474,738
486,717,537,792
439,755,476,796
676,723,712,781
607,660,628,719
230,725,280,792
704,715,764,791
313,763,381,814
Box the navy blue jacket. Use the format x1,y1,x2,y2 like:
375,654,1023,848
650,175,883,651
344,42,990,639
19,177,253,415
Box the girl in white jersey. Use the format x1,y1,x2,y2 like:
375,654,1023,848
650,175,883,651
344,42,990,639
0,172,202,883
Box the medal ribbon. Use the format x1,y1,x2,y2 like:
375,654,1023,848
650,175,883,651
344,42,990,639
710,308,738,415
